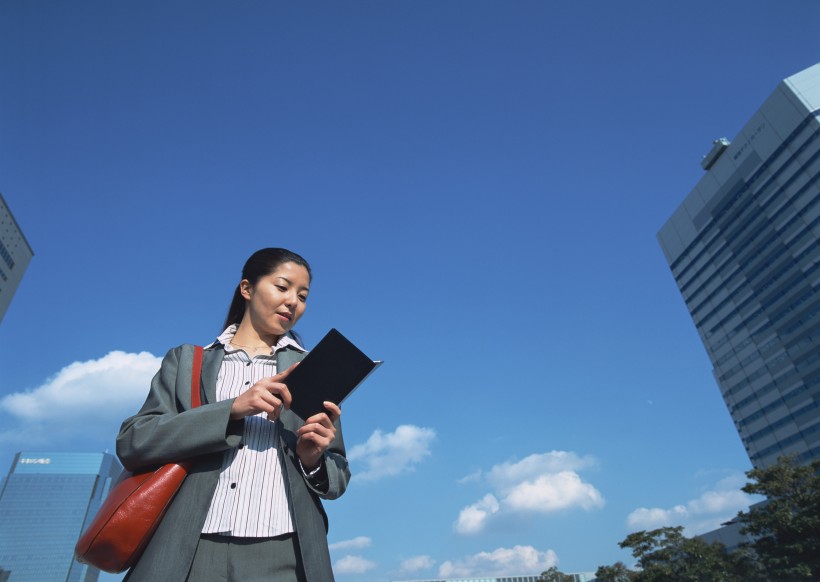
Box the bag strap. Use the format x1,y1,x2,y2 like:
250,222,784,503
191,346,203,408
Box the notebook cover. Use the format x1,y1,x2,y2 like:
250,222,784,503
285,328,380,420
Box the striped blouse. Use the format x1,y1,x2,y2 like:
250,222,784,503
201,325,305,537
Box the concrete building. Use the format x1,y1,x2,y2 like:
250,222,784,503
0,193,34,324
0,452,122,582
657,62,820,470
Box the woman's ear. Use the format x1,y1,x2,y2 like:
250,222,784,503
239,279,253,301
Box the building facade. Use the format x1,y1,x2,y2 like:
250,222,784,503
657,63,820,470
0,452,122,582
0,193,34,324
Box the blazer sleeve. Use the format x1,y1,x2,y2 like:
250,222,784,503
116,345,242,471
307,416,350,501
280,410,350,501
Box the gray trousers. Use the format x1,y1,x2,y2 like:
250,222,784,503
186,534,307,582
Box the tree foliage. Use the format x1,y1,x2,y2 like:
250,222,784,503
594,561,636,581
617,526,743,582
735,456,820,580
538,566,574,582
597,456,820,581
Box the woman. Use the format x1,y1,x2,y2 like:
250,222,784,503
116,248,349,581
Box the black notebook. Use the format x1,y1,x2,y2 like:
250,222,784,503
285,328,381,420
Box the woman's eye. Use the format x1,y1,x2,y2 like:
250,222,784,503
298,295,308,303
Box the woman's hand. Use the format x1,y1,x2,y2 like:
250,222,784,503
296,402,341,471
229,364,297,421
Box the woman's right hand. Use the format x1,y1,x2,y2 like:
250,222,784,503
229,363,297,421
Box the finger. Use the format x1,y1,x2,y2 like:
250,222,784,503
322,401,341,422
297,430,331,449
266,401,285,421
267,384,292,408
302,414,330,430
256,385,290,409
271,361,300,381
304,407,336,427
254,393,279,416
296,422,320,436
297,421,319,435
297,423,335,442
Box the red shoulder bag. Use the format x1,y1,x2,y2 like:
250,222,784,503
75,345,204,573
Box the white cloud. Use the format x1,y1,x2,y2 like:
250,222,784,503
454,451,604,534
0,351,160,446
334,555,377,575
626,472,760,535
627,506,688,531
439,545,558,578
455,494,500,534
399,555,435,573
328,536,372,551
688,488,750,515
486,451,597,490
504,471,605,512
348,424,435,481
457,469,483,484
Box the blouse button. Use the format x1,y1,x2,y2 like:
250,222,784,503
230,483,237,489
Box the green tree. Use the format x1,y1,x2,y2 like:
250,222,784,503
618,526,743,581
725,545,767,582
594,560,636,581
539,566,574,582
736,456,820,580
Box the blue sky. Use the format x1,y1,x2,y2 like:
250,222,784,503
1,1,819,580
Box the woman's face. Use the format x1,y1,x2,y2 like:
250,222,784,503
240,261,311,340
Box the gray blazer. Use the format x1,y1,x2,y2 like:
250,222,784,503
116,343,350,581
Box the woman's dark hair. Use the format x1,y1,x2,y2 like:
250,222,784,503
223,248,312,330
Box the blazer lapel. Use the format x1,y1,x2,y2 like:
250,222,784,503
276,346,307,372
200,346,225,405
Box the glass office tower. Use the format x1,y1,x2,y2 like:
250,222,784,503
658,63,820,470
0,452,121,582
0,193,34,324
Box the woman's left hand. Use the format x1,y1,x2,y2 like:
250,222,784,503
296,401,341,471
